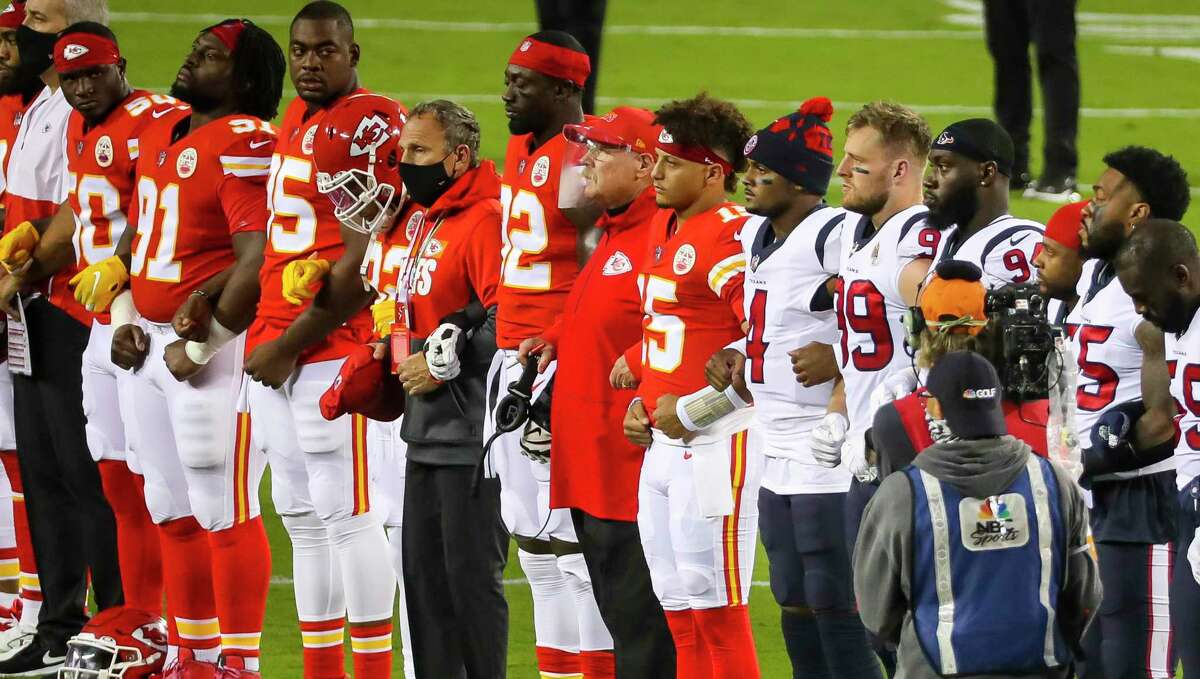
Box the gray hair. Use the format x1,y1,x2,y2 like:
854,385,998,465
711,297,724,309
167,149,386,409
410,99,481,167
64,0,109,24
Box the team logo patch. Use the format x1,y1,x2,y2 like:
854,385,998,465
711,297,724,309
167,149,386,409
743,135,758,156
653,245,664,263
870,242,881,265
75,140,84,156
530,155,551,187
301,125,317,155
423,238,445,258
404,210,424,240
12,111,22,127
750,254,761,272
62,44,89,61
157,150,168,167
959,494,1029,551
95,135,113,168
936,131,954,145
601,250,632,276
673,244,696,275
349,114,390,157
176,148,198,178
658,129,674,144
601,111,618,122
517,159,527,176
519,39,532,52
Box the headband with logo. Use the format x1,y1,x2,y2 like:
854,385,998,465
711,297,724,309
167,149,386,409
656,128,734,175
208,19,247,53
507,37,591,88
54,32,121,73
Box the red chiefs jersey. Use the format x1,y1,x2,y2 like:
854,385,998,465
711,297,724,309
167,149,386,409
0,92,28,202
547,186,658,521
362,201,421,308
496,124,593,349
129,113,275,323
247,93,381,362
635,201,750,414
65,90,188,325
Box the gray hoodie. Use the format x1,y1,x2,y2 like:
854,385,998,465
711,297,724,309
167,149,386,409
853,436,1101,679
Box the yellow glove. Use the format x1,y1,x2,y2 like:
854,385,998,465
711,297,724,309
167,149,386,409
68,255,130,312
0,221,39,274
371,298,396,340
281,255,331,305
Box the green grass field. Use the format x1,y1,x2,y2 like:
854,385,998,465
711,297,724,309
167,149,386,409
105,0,1200,675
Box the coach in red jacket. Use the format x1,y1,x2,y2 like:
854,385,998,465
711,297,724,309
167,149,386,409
518,107,675,677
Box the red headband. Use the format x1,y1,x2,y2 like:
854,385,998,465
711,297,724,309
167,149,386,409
0,2,24,30
508,37,591,88
209,20,246,52
656,128,734,174
54,33,121,73
1044,200,1087,252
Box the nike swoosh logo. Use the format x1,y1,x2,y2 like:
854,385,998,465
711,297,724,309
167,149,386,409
151,109,171,119
249,140,271,150
1009,233,1031,246
43,651,65,664
91,270,102,292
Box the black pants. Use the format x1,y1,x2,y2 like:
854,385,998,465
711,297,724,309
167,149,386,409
402,460,508,679
983,0,1079,178
13,297,122,650
536,0,607,114
571,508,675,679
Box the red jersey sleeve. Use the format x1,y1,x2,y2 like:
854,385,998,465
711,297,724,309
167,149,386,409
465,201,502,308
217,128,275,235
706,223,748,325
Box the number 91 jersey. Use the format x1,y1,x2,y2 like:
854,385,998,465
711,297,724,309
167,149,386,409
130,114,276,323
65,90,188,325
835,205,936,434
496,126,593,349
932,215,1044,289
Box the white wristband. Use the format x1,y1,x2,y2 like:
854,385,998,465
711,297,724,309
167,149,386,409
183,316,237,365
676,385,749,432
109,290,138,327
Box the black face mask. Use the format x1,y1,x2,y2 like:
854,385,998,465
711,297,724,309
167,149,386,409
399,156,455,207
16,25,57,79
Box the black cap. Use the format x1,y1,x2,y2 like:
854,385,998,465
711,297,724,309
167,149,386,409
926,351,1007,439
931,118,1015,177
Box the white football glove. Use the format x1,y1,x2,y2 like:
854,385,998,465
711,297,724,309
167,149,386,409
809,412,849,468
845,433,878,483
424,323,463,382
520,420,551,464
869,369,919,415
1188,526,1200,586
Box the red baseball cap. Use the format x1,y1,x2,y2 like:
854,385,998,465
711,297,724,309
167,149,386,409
563,107,661,156
319,344,405,422
0,2,25,30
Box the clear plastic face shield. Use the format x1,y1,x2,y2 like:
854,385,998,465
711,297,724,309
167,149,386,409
316,149,405,235
559,132,635,210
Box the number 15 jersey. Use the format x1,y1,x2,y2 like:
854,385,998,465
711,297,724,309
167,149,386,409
835,205,936,435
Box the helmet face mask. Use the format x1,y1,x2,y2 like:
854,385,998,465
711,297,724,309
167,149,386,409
316,164,399,235
60,607,168,679
61,634,161,679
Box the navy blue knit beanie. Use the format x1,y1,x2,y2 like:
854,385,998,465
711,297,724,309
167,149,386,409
743,96,835,195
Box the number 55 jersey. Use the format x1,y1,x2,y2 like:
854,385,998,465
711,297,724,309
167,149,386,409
835,205,936,435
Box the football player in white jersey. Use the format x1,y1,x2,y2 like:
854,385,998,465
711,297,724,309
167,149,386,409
923,119,1044,289
702,100,882,678
1116,219,1200,677
1071,146,1189,678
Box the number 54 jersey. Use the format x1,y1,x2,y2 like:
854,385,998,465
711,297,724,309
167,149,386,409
130,114,276,323
835,205,936,434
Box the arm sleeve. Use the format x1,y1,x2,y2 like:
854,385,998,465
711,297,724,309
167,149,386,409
623,341,643,381
465,205,503,308
542,318,563,346
709,223,748,325
853,473,913,645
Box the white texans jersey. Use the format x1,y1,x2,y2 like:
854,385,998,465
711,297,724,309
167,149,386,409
741,207,845,490
836,204,939,435
1066,259,1145,443
933,215,1044,289
1168,309,1200,489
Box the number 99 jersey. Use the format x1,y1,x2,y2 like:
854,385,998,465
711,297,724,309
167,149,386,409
65,91,188,325
496,125,593,349
129,114,276,323
835,205,936,434
741,208,844,442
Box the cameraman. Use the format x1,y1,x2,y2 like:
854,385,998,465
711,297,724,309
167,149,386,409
870,261,1052,480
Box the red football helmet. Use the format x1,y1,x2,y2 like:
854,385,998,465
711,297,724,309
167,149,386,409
60,606,168,678
313,92,409,234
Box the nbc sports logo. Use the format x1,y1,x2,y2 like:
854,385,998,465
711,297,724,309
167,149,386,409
63,44,89,60
961,387,996,399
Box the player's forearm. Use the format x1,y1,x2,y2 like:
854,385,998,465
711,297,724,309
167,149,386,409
827,376,847,416
20,205,75,283
112,220,135,269
1135,321,1176,448
276,251,372,355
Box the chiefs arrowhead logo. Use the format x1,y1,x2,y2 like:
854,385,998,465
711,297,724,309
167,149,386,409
349,114,391,157
602,250,632,276
62,44,89,60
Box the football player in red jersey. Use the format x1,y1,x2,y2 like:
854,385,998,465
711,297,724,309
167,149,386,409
618,93,761,679
227,5,399,678
493,30,608,679
100,20,284,678
0,0,44,641
0,22,179,636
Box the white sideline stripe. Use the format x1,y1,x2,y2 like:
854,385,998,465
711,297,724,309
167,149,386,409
268,575,773,587
110,9,1200,42
1106,45,1200,62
